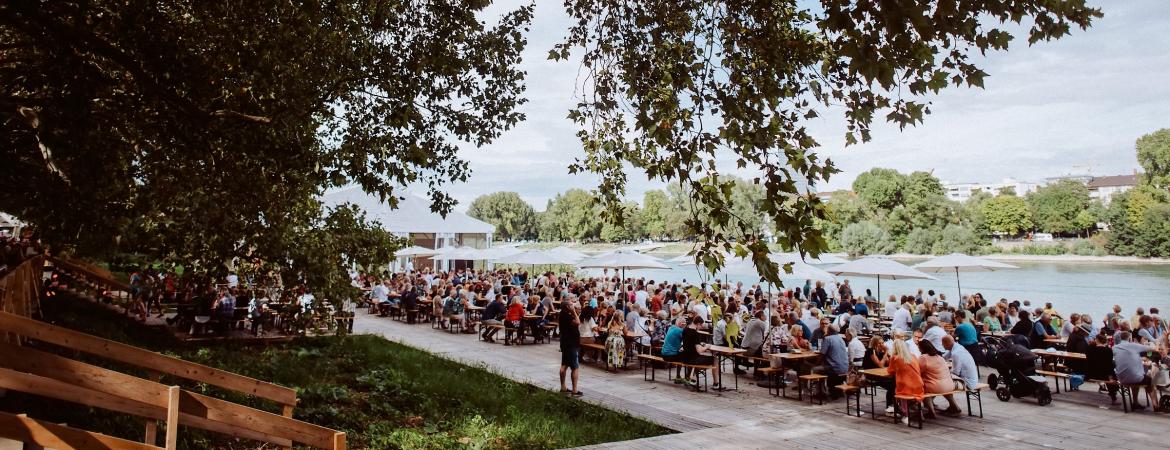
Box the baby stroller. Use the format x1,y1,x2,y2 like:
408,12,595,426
983,335,1053,406
1152,362,1170,411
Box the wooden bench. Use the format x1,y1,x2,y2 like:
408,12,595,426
581,342,608,369
757,367,787,398
480,324,505,343
798,374,828,404
963,382,989,418
894,394,926,429
637,354,665,381
1036,369,1071,393
836,384,862,417
541,323,558,342
670,362,715,392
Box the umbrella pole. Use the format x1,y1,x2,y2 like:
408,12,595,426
955,267,962,301
877,277,881,300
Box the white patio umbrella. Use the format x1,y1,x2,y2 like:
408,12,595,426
578,250,669,280
495,250,576,266
429,246,481,260
395,245,440,257
772,251,849,265
546,245,588,262
828,256,936,298
913,253,1019,299
476,246,524,260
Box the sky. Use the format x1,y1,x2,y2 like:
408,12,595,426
431,0,1170,212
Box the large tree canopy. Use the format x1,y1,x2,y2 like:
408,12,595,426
1136,128,1170,189
3,0,1102,289
555,0,1098,281
467,192,537,241
1,1,531,297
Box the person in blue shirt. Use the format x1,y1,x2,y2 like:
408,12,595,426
854,300,869,317
954,311,979,346
661,317,686,383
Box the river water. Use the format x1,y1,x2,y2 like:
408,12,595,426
583,259,1170,323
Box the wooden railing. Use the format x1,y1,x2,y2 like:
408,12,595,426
0,255,43,317
0,312,346,449
0,411,164,450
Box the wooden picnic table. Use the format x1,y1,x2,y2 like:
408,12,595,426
1032,349,1086,361
703,345,748,391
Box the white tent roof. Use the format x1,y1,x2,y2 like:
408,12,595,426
912,253,1019,273
322,186,495,235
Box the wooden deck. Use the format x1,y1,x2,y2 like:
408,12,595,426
354,315,1166,450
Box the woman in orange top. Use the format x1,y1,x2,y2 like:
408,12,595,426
888,338,925,425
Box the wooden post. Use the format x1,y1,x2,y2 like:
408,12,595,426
165,386,179,450
144,371,161,445
281,404,295,450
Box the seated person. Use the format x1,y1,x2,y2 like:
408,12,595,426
480,296,505,343
1113,330,1165,411
918,340,959,418
1084,332,1120,401
889,339,925,425
814,325,849,398
680,316,722,389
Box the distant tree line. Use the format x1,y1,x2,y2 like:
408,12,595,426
470,128,1170,259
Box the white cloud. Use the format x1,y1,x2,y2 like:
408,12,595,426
436,0,1170,209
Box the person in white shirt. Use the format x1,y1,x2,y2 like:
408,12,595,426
371,281,390,304
892,303,913,333
634,286,649,310
297,290,315,312
802,308,821,335
884,295,899,319
922,316,947,351
886,331,922,357
835,309,851,330
846,328,866,366
692,301,710,324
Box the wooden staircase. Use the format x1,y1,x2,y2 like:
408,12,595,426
0,257,346,450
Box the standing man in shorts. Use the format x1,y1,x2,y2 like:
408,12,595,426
559,299,583,396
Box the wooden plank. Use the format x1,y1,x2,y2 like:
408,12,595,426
165,386,179,450
0,311,298,406
0,345,340,449
0,366,164,419
178,391,342,450
50,257,130,291
0,411,163,450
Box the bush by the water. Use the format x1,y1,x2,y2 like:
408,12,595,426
3,295,670,449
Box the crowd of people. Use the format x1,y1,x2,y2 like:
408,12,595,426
360,264,1170,418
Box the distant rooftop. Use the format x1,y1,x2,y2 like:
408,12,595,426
1087,174,1139,188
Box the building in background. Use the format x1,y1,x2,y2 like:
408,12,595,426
1087,174,1139,204
321,186,495,271
943,178,1039,202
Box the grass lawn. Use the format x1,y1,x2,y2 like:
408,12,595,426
3,294,671,449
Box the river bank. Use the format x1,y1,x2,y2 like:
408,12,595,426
515,242,1170,265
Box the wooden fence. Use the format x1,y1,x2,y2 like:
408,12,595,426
0,256,43,344
0,301,346,449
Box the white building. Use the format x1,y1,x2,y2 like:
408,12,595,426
943,178,1038,202
322,186,495,271
1087,174,1139,204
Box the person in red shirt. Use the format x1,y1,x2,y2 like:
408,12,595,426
505,297,526,345
650,289,664,314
